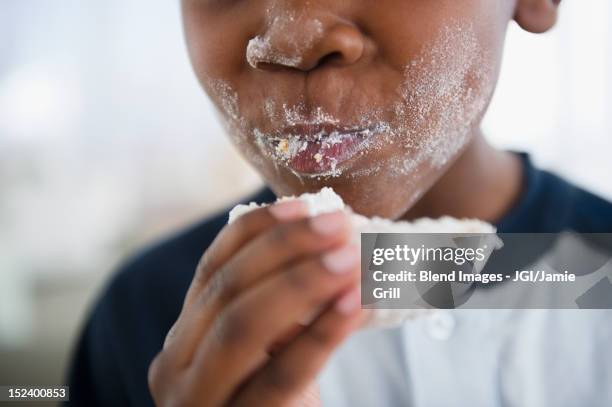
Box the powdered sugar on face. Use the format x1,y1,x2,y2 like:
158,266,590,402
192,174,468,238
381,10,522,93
390,23,493,173
246,7,324,69
209,21,494,185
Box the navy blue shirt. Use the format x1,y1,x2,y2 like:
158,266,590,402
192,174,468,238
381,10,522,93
66,154,612,406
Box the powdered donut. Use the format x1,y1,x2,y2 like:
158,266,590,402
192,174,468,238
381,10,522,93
229,187,496,329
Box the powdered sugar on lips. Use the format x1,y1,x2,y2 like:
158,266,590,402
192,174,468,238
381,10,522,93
208,21,494,189
256,124,389,176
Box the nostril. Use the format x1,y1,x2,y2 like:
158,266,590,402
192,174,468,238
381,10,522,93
253,59,309,73
254,61,287,71
317,51,344,67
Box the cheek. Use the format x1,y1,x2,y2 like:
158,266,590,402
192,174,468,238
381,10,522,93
351,19,499,185
182,3,256,87
339,0,505,177
335,15,503,217
394,22,496,169
182,4,269,163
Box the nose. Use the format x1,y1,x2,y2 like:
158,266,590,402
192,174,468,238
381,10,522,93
246,11,365,72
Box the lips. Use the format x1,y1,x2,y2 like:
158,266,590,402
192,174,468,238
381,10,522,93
260,123,385,175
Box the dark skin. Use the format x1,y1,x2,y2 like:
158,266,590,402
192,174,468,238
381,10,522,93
149,1,559,405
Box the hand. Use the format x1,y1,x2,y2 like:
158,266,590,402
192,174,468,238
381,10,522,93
148,200,365,406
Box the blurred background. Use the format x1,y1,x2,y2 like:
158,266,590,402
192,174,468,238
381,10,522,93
1,0,611,389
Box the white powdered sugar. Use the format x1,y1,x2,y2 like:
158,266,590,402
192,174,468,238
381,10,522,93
390,23,493,172
213,20,495,184
229,187,496,329
229,186,345,221
229,187,495,234
246,8,324,69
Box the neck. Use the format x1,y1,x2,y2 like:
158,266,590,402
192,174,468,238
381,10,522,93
403,131,523,223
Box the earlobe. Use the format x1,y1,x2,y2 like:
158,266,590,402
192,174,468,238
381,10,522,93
514,0,560,34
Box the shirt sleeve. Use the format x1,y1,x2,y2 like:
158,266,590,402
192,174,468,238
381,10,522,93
65,300,132,407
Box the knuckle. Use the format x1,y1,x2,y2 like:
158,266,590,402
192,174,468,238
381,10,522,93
194,251,214,285
147,353,165,392
206,265,239,304
308,323,335,347
284,266,310,291
269,221,311,252
285,261,329,305
284,262,319,293
148,354,198,407
214,308,251,347
263,362,297,393
270,222,292,245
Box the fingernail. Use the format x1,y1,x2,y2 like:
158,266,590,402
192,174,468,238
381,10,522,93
310,211,348,236
269,200,307,220
335,286,362,315
323,245,359,274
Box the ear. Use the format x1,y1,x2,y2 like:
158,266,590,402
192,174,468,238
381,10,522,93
514,0,560,34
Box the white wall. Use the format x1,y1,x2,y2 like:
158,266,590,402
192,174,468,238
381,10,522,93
484,0,612,199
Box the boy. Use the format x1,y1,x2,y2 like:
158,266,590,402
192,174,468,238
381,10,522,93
68,0,612,405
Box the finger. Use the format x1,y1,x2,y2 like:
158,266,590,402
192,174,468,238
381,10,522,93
269,323,304,355
203,210,352,308
164,200,307,352
166,210,352,364
185,245,361,405
233,286,365,407
185,200,308,307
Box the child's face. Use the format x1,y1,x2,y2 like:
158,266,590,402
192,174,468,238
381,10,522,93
182,0,515,218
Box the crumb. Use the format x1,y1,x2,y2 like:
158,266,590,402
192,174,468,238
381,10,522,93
314,153,323,163
276,139,289,154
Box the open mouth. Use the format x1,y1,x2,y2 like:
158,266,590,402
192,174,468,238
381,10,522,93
258,123,388,175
